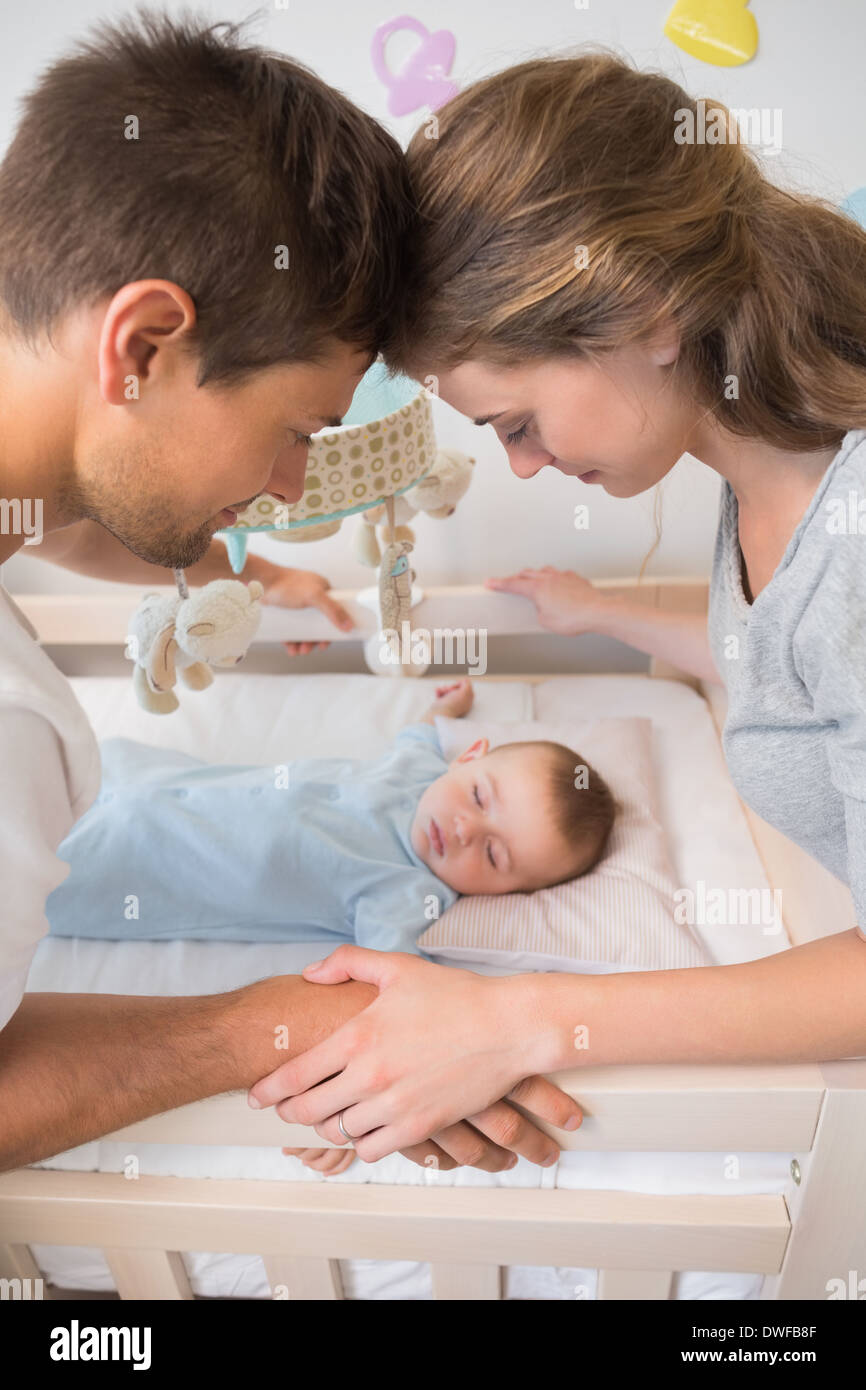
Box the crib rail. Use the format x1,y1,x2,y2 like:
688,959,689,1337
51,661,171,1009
14,577,710,649
3,1062,834,1301
0,1063,829,1301
0,1169,790,1300
97,1060,825,1153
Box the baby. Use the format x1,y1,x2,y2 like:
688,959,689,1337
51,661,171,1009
47,678,616,951
47,675,616,1177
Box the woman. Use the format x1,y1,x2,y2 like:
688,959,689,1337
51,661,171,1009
251,51,866,1164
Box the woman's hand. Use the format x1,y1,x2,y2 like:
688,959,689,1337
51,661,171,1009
486,567,610,636
248,947,582,1164
259,563,355,655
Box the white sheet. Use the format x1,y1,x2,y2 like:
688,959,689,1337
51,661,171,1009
26,672,790,1300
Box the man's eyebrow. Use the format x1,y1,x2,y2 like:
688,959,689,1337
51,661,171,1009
306,413,344,430
473,412,506,427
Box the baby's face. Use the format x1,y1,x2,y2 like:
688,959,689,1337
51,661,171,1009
410,740,570,895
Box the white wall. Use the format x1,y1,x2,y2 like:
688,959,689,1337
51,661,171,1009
2,0,863,600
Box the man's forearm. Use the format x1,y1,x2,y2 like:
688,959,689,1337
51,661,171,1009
0,977,376,1173
529,928,866,1073
31,518,276,588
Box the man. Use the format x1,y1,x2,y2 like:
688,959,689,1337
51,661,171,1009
0,15,571,1174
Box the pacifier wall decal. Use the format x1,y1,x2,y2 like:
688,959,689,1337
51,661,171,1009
370,15,459,116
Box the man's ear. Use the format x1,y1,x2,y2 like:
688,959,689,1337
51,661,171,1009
97,279,197,405
454,737,489,764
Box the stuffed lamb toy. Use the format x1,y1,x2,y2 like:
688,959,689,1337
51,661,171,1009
127,579,264,714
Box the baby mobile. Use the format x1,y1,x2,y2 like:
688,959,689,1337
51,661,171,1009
125,360,475,712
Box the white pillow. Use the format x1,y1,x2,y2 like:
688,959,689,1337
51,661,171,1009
419,716,709,974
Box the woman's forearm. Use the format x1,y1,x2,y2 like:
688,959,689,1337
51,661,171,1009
595,594,721,684
0,976,375,1173
526,928,866,1073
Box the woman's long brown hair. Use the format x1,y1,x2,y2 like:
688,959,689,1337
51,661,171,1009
383,50,866,455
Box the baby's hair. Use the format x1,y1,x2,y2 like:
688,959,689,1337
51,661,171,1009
498,739,618,888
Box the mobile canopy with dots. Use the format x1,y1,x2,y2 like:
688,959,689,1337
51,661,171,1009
218,359,437,573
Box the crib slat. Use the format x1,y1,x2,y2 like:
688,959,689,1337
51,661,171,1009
0,1171,790,1274
104,1248,193,1300
0,1242,45,1301
263,1255,343,1300
0,1243,42,1282
597,1268,672,1300
431,1262,501,1300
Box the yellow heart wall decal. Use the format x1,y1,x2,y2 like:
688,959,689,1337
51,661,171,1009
664,0,759,67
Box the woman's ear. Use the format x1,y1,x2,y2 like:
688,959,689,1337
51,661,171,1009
647,318,680,367
455,737,489,764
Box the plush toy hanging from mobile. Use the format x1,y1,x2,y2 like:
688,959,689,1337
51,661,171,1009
125,359,474,709
127,568,264,715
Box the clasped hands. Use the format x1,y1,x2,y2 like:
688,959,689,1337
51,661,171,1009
248,947,581,1174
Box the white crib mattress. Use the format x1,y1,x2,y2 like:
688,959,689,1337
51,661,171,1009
26,672,791,1300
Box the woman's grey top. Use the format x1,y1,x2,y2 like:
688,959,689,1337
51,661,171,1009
707,427,866,928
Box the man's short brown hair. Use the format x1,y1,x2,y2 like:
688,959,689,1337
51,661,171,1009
0,11,415,383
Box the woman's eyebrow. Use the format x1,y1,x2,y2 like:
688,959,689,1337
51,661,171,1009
473,411,506,426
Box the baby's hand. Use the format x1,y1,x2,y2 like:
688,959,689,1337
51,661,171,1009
430,677,474,719
282,1146,356,1176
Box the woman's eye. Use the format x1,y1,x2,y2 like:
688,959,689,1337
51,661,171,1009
505,423,529,446
295,432,314,447
487,843,497,868
473,784,483,807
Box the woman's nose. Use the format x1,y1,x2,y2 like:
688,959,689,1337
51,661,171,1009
507,445,552,481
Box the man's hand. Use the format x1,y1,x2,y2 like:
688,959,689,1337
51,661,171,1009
27,522,353,659
259,564,355,656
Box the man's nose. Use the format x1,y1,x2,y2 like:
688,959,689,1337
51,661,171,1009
266,441,310,504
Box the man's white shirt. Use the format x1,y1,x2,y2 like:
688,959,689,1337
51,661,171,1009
0,584,100,1030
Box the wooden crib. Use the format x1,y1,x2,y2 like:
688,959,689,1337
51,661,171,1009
1,577,864,1301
